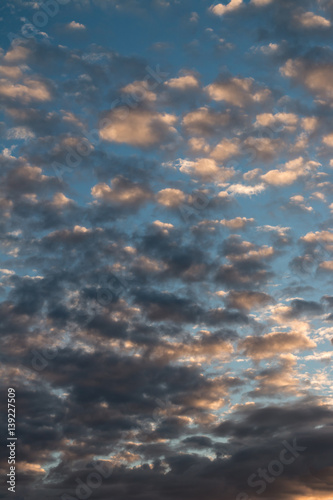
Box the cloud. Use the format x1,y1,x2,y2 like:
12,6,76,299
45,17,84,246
3,45,31,63
165,74,200,90
209,0,243,16
300,230,333,246
251,0,273,5
156,188,186,207
319,261,333,271
210,138,240,162
206,76,270,107
2,6,333,499
178,157,235,181
301,117,318,132
0,65,22,79
322,133,333,147
227,183,266,196
215,236,275,287
0,78,52,103
91,176,152,206
281,56,333,103
7,126,35,140
297,12,331,29
99,109,178,147
244,136,284,160
287,194,313,212
220,217,255,230
121,80,157,102
67,21,86,30
182,107,230,136
261,157,320,187
239,331,316,359
226,290,273,310
254,112,298,129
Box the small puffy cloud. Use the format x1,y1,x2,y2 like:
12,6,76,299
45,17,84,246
255,112,298,129
225,243,274,262
244,136,284,160
227,183,265,196
322,133,333,147
210,138,240,162
0,269,15,276
165,74,200,90
301,117,318,132
301,230,333,245
151,220,174,235
311,191,326,202
7,127,35,140
257,225,291,244
50,193,75,209
216,236,274,287
99,109,177,147
206,77,270,107
297,12,331,29
4,165,60,195
0,79,51,103
226,290,273,310
0,65,22,80
188,137,211,154
281,58,333,103
319,261,333,271
179,158,235,181
4,45,31,63
209,0,243,16
220,217,255,230
262,170,299,187
190,11,199,22
91,176,152,206
251,0,273,5
243,168,262,182
182,107,229,136
261,157,320,187
67,21,86,30
121,80,156,102
239,331,316,359
288,194,313,212
156,188,186,207
259,43,279,55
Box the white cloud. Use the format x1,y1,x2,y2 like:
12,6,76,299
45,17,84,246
178,158,235,180
121,80,156,102
99,109,177,147
261,157,320,187
301,117,318,132
67,21,86,30
281,58,333,102
319,261,333,271
322,133,333,147
210,138,240,162
227,184,266,196
255,112,298,128
156,188,186,207
206,77,270,107
166,74,199,90
209,0,243,17
0,79,51,103
297,12,331,29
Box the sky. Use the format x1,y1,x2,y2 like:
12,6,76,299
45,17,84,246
0,0,333,499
